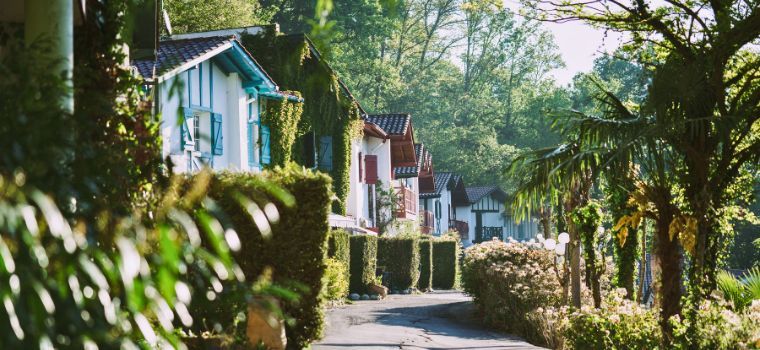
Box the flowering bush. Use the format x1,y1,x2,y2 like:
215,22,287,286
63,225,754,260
670,299,760,350
564,289,662,349
463,241,562,345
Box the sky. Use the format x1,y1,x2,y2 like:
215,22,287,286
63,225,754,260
543,21,625,85
500,0,627,86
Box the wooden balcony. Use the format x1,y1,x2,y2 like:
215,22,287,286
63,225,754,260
419,210,434,234
449,220,468,235
395,186,417,219
474,226,503,243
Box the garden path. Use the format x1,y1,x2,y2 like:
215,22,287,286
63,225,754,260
313,290,545,350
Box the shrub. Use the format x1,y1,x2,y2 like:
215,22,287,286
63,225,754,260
328,229,351,273
670,299,760,350
462,241,561,346
0,172,244,348
432,239,460,289
418,239,433,291
349,235,378,294
208,165,332,349
378,236,421,291
322,258,349,301
564,289,662,349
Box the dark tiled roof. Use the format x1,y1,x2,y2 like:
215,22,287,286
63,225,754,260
133,36,232,78
394,143,424,178
434,172,454,194
451,173,463,185
394,166,417,178
365,114,411,135
415,144,424,168
465,186,501,203
421,171,452,199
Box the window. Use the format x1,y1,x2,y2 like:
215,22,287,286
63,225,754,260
193,114,201,152
318,136,333,171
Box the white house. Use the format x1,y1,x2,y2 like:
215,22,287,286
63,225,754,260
344,120,392,234
455,186,539,247
132,34,299,174
419,172,469,236
365,114,420,233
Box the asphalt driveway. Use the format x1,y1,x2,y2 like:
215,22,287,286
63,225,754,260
313,290,545,350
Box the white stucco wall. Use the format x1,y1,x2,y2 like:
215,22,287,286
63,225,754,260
158,59,260,174
345,134,392,229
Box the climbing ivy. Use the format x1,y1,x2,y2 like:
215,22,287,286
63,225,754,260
570,200,604,307
605,178,640,300
241,30,363,214
261,92,304,167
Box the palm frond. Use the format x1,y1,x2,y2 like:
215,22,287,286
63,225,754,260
741,267,760,301
717,270,748,310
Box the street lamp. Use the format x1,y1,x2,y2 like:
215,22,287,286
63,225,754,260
558,232,570,244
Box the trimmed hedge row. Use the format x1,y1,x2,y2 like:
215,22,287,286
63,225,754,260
325,230,351,301
418,239,433,291
327,229,351,271
377,237,420,291
433,240,460,289
349,235,377,294
208,166,332,349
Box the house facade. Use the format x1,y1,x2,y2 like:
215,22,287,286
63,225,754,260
454,186,539,246
345,121,392,234
133,34,299,174
419,172,469,236
365,114,419,233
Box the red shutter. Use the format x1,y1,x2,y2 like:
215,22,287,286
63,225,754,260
365,155,378,184
359,152,363,182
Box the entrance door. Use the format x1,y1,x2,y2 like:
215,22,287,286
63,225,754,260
475,212,483,242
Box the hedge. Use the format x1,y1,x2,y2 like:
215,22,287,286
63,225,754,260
418,239,433,291
433,239,460,289
349,235,377,294
207,166,332,349
327,229,351,271
377,236,420,291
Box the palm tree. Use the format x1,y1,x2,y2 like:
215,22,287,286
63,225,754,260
508,79,687,338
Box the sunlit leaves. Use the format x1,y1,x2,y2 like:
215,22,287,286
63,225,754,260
668,215,697,255
0,169,288,348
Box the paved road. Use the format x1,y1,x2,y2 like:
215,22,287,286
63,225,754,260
313,291,545,350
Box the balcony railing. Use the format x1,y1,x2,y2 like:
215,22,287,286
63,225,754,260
474,226,503,243
419,210,434,234
395,186,417,219
449,220,469,241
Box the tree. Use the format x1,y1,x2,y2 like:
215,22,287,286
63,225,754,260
164,0,275,34
518,0,760,342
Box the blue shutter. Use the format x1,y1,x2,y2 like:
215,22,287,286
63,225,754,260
180,107,193,149
247,121,255,167
260,125,271,165
318,136,333,171
211,113,223,155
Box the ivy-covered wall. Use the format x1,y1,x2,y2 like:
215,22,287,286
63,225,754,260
242,30,363,214
261,92,304,167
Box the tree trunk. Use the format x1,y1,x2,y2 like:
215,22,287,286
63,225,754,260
637,224,647,303
654,209,681,343
568,219,582,308
617,227,639,299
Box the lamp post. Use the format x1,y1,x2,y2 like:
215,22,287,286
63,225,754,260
547,232,570,304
